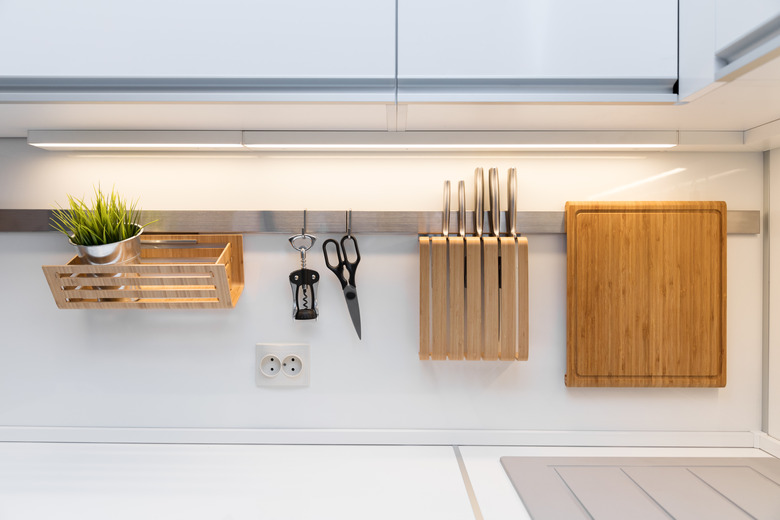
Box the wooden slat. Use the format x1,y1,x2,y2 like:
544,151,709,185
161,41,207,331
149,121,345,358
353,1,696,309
499,237,518,360
211,263,233,304
517,237,529,361
226,236,244,293
465,237,483,360
418,237,431,360
61,288,219,299
448,237,466,360
141,247,225,259
565,201,727,387
61,300,225,309
482,238,500,360
56,276,216,287
42,266,70,308
46,262,222,275
430,237,449,361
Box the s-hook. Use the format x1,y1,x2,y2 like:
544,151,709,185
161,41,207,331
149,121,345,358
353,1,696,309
289,210,319,320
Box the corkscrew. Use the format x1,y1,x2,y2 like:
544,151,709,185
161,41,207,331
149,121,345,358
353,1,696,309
288,211,319,320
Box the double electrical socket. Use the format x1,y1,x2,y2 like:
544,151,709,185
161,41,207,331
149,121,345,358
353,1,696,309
255,344,310,387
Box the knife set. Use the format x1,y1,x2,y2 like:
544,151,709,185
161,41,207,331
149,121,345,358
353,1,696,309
419,168,529,361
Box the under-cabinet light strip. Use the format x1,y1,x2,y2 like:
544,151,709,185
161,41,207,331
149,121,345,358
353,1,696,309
27,130,679,151
27,130,245,151
240,144,677,150
31,143,246,149
241,130,679,151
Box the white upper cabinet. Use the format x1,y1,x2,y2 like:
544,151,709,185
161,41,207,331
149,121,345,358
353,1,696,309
715,0,780,77
679,0,780,100
0,0,396,102
397,0,678,102
717,0,780,50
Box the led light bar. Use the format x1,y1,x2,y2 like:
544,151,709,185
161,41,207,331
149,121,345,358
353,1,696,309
28,130,244,151
28,130,679,151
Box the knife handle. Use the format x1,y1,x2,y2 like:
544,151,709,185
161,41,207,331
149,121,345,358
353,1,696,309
489,167,500,236
507,168,517,237
474,168,483,237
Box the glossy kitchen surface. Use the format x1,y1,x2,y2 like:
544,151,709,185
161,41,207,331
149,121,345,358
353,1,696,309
0,143,764,437
0,442,772,520
0,443,472,520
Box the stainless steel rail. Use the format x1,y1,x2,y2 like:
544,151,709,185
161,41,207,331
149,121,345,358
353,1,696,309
0,209,761,235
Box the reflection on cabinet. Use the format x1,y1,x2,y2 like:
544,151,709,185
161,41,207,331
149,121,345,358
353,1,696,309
716,0,780,51
397,0,678,102
0,0,396,102
715,0,780,79
680,0,780,99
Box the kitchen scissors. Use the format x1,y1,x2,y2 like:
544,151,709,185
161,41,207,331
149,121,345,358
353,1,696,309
322,212,362,339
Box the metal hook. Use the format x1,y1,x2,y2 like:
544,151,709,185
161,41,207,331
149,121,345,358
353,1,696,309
346,209,353,237
289,209,317,254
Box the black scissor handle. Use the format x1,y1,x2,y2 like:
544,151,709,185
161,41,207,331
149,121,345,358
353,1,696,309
340,235,360,266
322,238,347,286
340,235,360,287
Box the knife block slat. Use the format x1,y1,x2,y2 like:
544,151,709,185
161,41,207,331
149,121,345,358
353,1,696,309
419,235,529,360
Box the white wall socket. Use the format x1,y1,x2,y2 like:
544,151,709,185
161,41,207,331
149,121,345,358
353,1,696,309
255,344,310,387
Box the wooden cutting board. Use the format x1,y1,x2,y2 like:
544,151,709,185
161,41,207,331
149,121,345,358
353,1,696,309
565,201,727,387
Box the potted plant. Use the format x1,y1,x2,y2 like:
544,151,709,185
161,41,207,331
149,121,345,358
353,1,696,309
50,185,153,266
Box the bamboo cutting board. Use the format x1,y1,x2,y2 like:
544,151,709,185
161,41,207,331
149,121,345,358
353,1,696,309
565,202,727,387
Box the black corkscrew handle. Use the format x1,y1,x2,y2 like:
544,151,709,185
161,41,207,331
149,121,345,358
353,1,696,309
289,268,319,320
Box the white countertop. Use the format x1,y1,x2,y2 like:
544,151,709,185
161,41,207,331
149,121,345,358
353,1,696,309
0,442,773,520
0,443,473,520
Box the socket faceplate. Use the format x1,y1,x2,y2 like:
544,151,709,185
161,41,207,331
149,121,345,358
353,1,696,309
255,344,310,387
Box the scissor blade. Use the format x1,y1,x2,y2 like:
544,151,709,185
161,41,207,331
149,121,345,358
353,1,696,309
343,286,362,339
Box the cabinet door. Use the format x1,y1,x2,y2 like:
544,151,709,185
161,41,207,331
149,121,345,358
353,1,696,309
714,0,780,79
717,0,780,51
398,0,678,102
0,0,395,102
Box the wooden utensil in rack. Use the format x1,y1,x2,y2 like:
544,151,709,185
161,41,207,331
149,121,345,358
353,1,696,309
448,180,466,360
482,168,501,360
465,169,484,359
419,168,529,361
501,169,529,360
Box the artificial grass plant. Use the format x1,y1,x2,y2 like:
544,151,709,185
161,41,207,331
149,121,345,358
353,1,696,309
51,185,153,246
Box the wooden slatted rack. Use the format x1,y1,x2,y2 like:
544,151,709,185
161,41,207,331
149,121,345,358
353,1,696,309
42,234,243,309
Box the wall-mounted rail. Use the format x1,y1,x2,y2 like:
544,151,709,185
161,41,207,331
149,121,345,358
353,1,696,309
0,209,761,235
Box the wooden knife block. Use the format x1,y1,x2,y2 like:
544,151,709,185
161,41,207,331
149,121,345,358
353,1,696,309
419,235,529,360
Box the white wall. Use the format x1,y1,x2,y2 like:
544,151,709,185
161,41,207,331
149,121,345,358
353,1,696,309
0,139,765,442
768,148,780,438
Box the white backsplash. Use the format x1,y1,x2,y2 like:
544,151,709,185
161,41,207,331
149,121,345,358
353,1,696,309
0,139,765,441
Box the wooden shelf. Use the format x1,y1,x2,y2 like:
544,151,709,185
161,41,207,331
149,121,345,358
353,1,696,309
42,234,243,309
